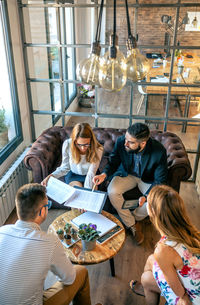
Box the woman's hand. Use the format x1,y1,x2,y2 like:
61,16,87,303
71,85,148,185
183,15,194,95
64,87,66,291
177,293,192,305
41,174,52,186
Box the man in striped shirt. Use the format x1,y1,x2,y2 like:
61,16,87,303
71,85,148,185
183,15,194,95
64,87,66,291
0,183,99,305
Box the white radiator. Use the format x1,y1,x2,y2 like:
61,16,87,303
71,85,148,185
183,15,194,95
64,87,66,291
0,148,30,226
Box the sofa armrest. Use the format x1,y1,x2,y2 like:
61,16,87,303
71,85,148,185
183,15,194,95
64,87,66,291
24,127,69,183
151,130,192,192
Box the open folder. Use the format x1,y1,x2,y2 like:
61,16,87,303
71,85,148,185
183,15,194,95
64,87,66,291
46,177,107,213
71,211,117,237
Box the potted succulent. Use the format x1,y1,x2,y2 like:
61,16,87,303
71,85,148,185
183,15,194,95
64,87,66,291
70,227,78,241
0,107,9,148
78,223,101,251
64,223,72,234
64,234,72,245
56,228,64,240
77,83,95,108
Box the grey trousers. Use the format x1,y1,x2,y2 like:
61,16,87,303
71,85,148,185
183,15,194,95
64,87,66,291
107,175,151,228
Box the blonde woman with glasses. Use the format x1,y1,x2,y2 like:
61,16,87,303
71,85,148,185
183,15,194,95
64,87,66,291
42,123,103,190
130,185,200,305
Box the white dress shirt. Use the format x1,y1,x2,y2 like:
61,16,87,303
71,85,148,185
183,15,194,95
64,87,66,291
52,138,103,189
0,220,76,305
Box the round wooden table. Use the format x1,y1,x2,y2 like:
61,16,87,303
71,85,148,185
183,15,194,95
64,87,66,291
48,210,125,276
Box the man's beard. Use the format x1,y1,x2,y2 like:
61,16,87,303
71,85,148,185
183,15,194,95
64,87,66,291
125,145,141,154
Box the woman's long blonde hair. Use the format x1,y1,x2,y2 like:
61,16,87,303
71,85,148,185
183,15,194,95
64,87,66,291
70,123,102,164
148,185,200,254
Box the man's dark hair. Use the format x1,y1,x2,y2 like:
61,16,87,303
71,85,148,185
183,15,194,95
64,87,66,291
15,183,46,221
127,123,150,141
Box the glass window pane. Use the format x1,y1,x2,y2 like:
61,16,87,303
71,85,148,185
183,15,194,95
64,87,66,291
31,82,61,112
0,7,16,151
23,7,58,44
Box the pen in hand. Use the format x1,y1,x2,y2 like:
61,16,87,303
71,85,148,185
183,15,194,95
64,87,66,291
92,179,99,192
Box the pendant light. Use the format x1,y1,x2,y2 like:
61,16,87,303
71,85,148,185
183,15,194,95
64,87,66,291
76,0,104,85
192,7,198,29
124,0,150,82
99,0,127,91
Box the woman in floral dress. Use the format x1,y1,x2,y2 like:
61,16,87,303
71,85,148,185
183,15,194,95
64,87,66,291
130,185,200,305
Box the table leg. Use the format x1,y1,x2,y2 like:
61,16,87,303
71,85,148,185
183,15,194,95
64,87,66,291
109,257,115,277
182,95,191,133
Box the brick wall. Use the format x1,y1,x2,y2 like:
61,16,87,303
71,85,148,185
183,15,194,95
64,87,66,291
105,1,200,54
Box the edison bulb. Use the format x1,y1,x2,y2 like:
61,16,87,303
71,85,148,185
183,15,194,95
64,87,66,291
76,42,101,85
99,35,127,91
76,58,88,81
126,48,150,82
125,36,150,82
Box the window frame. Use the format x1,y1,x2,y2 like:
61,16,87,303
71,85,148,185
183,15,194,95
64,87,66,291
0,0,23,165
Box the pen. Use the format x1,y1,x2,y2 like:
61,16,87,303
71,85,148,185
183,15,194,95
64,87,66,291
92,179,99,192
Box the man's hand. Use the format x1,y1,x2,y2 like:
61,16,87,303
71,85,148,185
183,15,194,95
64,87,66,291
93,173,107,185
41,174,52,186
139,196,147,207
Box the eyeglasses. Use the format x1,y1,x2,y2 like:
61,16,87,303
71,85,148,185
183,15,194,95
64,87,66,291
39,201,51,216
76,143,91,148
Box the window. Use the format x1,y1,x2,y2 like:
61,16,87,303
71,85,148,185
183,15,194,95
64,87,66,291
21,2,76,135
0,1,22,165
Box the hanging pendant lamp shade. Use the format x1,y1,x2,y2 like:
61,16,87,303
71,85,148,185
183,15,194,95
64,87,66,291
99,0,127,91
99,34,127,91
124,0,150,82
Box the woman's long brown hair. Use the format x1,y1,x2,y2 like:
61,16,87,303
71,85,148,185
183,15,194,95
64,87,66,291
148,185,200,254
70,123,103,164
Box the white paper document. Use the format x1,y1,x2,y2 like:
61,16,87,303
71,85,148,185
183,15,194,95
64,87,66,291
46,176,76,204
71,211,117,237
64,188,106,213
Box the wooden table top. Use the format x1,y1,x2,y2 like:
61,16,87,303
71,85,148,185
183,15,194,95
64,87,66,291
48,210,126,265
146,56,200,96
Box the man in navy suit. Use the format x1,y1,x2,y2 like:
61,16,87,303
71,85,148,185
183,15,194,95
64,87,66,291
93,123,167,245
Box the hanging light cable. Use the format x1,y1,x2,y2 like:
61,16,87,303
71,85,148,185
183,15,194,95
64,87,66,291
124,0,150,82
99,0,127,91
76,0,104,85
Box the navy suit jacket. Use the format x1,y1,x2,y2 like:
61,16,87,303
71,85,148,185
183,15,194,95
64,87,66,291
103,135,168,194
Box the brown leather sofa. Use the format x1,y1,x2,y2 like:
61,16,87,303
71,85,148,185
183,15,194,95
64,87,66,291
24,126,192,209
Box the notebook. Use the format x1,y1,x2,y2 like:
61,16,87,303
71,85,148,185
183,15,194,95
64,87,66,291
71,212,117,237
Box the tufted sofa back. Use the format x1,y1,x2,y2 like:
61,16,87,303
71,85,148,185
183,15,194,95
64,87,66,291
24,126,192,192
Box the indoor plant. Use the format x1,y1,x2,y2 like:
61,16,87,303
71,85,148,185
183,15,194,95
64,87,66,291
77,83,95,108
0,107,9,148
64,223,72,234
56,228,64,240
78,223,101,251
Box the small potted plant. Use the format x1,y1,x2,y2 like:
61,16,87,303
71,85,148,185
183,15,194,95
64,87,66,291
78,223,101,251
70,227,78,241
56,228,64,240
64,234,72,245
0,107,9,148
64,223,72,234
77,83,95,108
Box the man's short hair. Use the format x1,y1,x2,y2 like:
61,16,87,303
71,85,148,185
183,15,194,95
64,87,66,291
15,183,46,221
127,123,150,141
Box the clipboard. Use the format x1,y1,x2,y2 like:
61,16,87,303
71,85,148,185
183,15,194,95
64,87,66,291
122,199,139,210
64,186,107,214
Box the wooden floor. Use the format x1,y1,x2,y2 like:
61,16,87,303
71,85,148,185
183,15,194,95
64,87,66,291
5,92,200,305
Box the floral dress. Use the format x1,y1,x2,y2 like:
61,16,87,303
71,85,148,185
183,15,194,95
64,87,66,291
152,237,200,305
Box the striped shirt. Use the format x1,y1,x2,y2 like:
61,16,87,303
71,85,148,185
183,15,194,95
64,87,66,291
0,220,76,305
